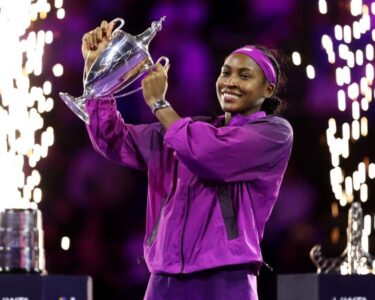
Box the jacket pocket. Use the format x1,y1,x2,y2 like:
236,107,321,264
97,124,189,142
217,185,239,240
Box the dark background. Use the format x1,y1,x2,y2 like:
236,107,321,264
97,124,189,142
29,0,375,299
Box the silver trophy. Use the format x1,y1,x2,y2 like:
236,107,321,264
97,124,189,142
310,202,374,274
59,17,169,123
0,209,46,274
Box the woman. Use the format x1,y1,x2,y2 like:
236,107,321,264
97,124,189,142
82,20,293,300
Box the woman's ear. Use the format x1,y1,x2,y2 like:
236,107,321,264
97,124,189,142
264,83,276,98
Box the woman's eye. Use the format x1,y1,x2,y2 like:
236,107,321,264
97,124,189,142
221,70,230,76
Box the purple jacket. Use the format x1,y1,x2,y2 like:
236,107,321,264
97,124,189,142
86,97,293,275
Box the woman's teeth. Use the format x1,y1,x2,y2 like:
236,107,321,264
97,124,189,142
223,93,240,99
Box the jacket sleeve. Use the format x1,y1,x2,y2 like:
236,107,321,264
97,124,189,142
85,96,163,171
163,116,293,182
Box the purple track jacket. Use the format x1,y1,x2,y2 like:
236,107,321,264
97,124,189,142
86,97,293,275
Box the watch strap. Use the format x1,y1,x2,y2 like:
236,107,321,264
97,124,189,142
151,98,171,114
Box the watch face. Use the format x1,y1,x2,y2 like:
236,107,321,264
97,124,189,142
152,99,170,113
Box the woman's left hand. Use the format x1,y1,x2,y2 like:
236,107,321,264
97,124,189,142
141,63,170,107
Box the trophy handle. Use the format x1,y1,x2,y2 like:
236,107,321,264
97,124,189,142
155,56,170,69
111,18,125,37
82,18,126,84
114,56,170,98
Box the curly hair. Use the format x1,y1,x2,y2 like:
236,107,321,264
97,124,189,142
254,45,289,115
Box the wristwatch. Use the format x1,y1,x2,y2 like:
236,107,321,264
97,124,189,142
151,98,171,114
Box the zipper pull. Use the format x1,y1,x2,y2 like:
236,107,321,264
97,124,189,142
262,261,274,272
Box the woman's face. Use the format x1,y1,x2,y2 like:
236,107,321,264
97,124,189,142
216,53,275,116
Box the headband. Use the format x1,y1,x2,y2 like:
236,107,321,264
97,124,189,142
231,46,277,84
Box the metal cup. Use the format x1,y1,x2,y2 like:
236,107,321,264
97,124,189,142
0,209,46,274
59,17,169,124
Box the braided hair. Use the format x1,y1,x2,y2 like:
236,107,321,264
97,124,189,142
255,45,288,115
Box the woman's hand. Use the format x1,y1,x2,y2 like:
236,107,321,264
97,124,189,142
81,20,115,72
141,63,170,107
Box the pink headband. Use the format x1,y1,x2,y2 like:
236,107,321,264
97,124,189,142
231,46,277,84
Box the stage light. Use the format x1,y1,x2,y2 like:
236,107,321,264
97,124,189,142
338,44,349,59
56,8,65,20
335,25,343,40
45,30,54,44
365,44,374,60
52,63,64,77
350,0,363,17
342,138,349,159
355,49,364,65
361,97,369,110
343,66,351,84
61,236,70,251
348,83,359,99
366,88,372,101
331,202,339,217
292,51,301,65
0,0,63,211
353,171,361,191
369,163,375,179
344,25,352,43
345,177,354,197
351,120,360,140
366,63,374,81
306,65,316,79
318,0,328,14
358,162,366,183
55,0,63,9
352,101,360,120
360,117,368,136
347,51,355,67
353,21,361,39
342,123,350,140
336,68,344,86
364,214,371,234
338,90,346,111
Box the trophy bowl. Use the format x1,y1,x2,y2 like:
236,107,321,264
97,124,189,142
59,17,169,123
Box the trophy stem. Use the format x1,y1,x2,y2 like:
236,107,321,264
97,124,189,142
59,92,90,123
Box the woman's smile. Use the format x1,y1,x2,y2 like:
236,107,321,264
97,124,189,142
221,90,243,102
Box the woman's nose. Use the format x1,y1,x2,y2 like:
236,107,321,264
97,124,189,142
224,77,238,87
223,75,237,87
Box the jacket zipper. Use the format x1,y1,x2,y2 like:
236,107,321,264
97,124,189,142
262,260,274,272
180,186,191,273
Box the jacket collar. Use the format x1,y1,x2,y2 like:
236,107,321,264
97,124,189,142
216,111,266,127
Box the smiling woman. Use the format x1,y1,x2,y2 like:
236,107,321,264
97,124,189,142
216,45,287,125
81,20,293,300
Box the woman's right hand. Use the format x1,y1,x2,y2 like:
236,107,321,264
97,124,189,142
81,20,116,72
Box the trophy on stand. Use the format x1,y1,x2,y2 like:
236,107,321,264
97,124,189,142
0,208,45,274
310,202,375,274
59,17,169,124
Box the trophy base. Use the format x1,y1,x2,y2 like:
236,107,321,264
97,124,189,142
59,92,89,123
0,274,92,300
278,273,375,300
